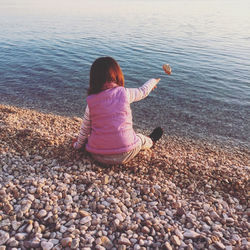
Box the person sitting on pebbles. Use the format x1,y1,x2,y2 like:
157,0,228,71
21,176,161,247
73,57,171,164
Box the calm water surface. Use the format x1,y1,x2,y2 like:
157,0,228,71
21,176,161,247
0,0,250,147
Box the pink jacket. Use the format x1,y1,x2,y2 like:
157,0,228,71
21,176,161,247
73,79,158,151
86,86,140,154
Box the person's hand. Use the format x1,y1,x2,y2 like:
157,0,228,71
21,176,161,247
153,78,161,90
155,78,161,83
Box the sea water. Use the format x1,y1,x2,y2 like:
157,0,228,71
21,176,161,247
0,0,250,147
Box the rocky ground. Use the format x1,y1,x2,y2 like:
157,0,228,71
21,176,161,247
0,104,249,250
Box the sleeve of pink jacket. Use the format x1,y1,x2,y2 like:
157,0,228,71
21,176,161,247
73,105,91,149
125,78,158,103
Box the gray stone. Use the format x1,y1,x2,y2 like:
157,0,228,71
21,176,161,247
163,242,172,250
60,225,67,233
20,203,31,214
79,210,90,217
142,226,150,234
214,241,226,250
80,216,92,224
118,245,126,250
71,238,80,249
15,233,27,241
38,209,47,218
183,230,200,239
0,230,9,245
11,221,22,231
134,244,141,250
7,237,19,247
49,239,59,245
64,195,73,205
100,236,113,249
29,237,41,248
61,237,72,247
118,236,131,246
41,241,54,250
171,235,181,246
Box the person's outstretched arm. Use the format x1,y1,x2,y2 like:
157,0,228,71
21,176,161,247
125,78,160,103
73,105,91,149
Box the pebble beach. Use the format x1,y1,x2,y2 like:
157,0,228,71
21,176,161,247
0,104,249,250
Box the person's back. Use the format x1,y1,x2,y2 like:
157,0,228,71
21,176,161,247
86,86,139,154
73,56,167,164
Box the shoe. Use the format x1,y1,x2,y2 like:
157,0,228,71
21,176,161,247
149,127,163,143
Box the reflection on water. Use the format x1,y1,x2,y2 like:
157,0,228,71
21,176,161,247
0,0,250,147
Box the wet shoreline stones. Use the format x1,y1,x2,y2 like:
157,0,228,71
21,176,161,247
0,104,249,249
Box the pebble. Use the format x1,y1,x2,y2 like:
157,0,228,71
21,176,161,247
71,238,80,249
96,246,106,250
139,239,144,245
116,213,125,222
113,218,120,227
118,236,131,246
61,237,72,247
69,212,77,219
0,230,9,245
102,201,110,207
103,175,109,184
149,201,158,206
7,237,19,247
210,211,220,220
109,197,119,203
142,226,150,234
49,239,59,245
4,202,13,213
204,216,213,225
38,209,47,218
79,210,90,217
0,104,248,249
226,218,234,224
15,233,27,241
11,221,22,231
183,230,200,239
27,194,35,201
203,203,210,211
60,225,67,233
171,235,181,246
163,242,173,250
118,245,126,250
64,195,73,205
25,222,33,233
29,237,41,248
41,241,54,250
175,228,184,239
0,219,10,228
100,236,113,249
20,203,31,213
214,241,226,250
187,243,194,250
80,216,92,224
134,244,141,250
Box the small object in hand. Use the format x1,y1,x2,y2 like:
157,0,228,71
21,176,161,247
162,64,172,75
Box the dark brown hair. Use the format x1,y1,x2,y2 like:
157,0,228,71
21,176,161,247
88,57,124,95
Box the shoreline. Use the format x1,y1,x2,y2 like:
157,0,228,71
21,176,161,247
1,99,249,151
0,103,249,249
